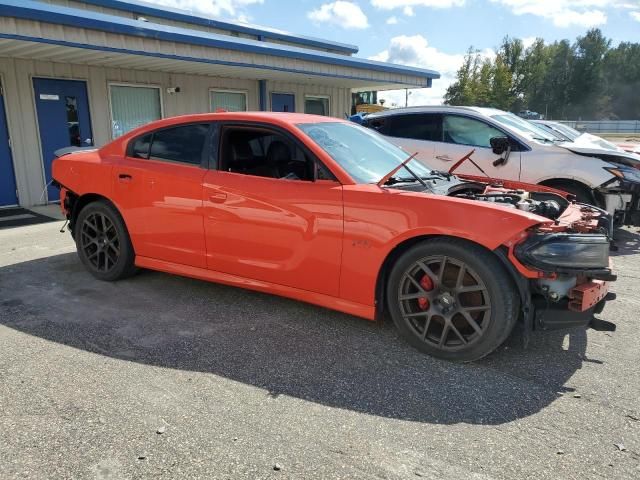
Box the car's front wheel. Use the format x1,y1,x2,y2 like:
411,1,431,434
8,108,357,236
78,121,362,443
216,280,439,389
386,238,519,362
75,200,137,281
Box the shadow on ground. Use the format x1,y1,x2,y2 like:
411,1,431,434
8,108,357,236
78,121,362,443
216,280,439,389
0,253,591,425
613,227,640,256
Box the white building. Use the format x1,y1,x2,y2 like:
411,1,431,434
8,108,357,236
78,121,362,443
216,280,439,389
0,0,439,207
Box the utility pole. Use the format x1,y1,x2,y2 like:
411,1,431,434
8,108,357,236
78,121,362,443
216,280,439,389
405,89,412,107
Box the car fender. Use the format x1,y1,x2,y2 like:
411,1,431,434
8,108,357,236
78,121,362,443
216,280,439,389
520,149,616,188
52,150,114,199
339,186,549,307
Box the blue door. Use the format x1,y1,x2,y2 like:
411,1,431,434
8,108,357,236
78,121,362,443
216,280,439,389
33,78,93,202
0,82,18,207
271,93,295,113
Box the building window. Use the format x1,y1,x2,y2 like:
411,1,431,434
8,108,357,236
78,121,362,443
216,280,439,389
305,96,330,116
110,85,161,138
210,90,247,112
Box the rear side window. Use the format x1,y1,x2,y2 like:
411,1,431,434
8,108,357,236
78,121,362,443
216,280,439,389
386,114,442,141
131,133,152,159
149,124,209,165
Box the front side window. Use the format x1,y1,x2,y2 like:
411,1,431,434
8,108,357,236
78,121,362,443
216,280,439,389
305,96,330,116
443,115,504,148
210,90,247,112
129,124,209,165
387,114,442,141
219,127,319,181
110,85,161,138
298,121,433,184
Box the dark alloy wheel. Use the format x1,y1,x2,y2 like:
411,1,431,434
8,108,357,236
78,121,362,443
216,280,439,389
387,239,519,361
80,211,120,273
75,201,137,281
398,255,491,352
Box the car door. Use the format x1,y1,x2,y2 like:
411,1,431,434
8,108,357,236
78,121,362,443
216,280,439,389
434,114,521,180
368,113,439,167
113,123,210,269
202,123,343,296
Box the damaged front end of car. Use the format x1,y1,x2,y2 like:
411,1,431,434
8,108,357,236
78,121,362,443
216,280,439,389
596,165,640,227
495,214,616,342
447,182,617,336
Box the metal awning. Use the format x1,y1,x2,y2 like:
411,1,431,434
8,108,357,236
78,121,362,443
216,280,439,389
0,0,439,91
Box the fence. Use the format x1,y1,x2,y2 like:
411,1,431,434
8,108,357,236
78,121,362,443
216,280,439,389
559,120,640,134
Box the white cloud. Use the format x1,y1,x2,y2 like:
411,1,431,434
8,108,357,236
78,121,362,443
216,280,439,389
308,2,370,29
386,15,399,24
631,11,640,21
144,0,263,17
521,36,537,49
489,1,615,27
403,6,415,15
371,0,466,10
369,35,493,106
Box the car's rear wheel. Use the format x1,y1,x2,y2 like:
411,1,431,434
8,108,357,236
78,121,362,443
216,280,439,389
75,200,136,281
386,238,519,362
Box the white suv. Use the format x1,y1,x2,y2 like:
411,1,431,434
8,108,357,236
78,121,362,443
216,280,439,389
362,106,640,225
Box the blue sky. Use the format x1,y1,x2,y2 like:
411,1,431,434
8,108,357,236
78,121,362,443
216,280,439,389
147,1,640,105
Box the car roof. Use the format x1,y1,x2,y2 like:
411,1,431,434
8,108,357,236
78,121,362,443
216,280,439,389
159,112,344,125
110,112,344,144
366,105,508,119
532,120,559,126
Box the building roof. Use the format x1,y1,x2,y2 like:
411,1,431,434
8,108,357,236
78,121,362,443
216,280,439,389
80,0,360,55
0,0,440,84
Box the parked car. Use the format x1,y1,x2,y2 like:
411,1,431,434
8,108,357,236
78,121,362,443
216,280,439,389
361,106,640,226
532,120,640,155
617,139,640,155
52,113,616,361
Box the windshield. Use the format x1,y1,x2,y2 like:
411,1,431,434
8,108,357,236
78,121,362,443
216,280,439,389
549,122,581,140
491,112,557,142
531,122,570,141
297,121,434,184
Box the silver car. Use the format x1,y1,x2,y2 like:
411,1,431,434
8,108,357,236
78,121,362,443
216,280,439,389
362,106,640,226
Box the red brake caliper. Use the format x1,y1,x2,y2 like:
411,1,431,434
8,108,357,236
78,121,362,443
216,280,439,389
418,275,434,310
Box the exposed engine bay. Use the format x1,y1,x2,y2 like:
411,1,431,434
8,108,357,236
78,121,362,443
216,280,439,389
390,173,613,236
449,184,564,219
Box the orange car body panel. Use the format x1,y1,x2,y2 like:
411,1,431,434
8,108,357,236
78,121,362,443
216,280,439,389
53,113,554,320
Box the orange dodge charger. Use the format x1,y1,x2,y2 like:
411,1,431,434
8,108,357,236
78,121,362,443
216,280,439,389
52,112,616,361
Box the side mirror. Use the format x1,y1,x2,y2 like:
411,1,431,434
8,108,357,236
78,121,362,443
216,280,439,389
490,136,510,155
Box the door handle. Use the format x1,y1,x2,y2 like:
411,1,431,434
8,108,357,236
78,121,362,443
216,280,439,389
118,173,132,182
435,155,453,161
209,193,227,204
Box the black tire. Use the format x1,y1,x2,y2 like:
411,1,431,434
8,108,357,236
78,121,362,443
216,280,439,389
75,200,137,281
545,181,595,205
386,238,519,362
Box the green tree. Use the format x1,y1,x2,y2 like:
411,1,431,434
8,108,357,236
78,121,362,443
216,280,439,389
604,42,640,119
443,28,640,120
568,29,611,118
444,47,483,105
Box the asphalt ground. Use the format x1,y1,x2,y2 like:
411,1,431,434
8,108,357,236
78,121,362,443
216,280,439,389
1,220,639,479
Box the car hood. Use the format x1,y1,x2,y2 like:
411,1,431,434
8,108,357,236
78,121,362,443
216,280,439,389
557,142,640,167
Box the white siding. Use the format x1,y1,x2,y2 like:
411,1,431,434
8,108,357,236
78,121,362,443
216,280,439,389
266,81,351,118
0,17,416,87
0,57,351,206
